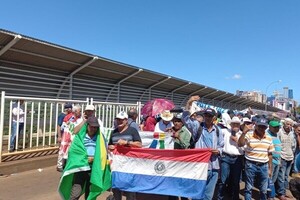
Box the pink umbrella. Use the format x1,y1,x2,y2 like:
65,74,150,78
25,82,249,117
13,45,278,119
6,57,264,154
141,98,175,117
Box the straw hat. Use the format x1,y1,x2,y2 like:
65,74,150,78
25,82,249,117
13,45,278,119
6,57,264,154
161,110,174,121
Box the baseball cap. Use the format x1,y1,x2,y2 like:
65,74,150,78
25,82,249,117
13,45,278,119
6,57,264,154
173,113,183,120
116,111,128,119
203,108,216,116
85,105,95,111
256,118,268,127
269,120,281,127
87,116,100,127
64,103,73,109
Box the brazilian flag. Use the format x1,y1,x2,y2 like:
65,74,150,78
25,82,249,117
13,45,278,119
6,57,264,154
58,124,111,200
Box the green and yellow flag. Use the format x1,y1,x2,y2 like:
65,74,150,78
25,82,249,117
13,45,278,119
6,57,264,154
58,125,111,200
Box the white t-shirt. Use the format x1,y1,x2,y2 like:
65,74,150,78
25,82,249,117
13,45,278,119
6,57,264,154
222,128,244,156
12,103,25,123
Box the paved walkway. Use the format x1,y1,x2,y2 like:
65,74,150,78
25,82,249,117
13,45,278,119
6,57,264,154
0,166,111,200
0,166,296,200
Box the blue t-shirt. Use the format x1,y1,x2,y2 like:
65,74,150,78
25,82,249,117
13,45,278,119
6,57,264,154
57,113,66,126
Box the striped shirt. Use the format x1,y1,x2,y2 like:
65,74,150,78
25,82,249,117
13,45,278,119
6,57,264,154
84,133,97,156
267,130,282,165
244,131,274,163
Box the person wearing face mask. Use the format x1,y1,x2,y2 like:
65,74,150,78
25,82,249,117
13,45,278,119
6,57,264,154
108,111,142,200
276,118,297,200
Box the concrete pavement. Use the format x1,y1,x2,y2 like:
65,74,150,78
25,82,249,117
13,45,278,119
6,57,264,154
0,165,296,200
0,166,111,200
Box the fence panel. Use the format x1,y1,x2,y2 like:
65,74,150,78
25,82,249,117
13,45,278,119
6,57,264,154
0,92,142,162
0,91,89,162
91,99,142,129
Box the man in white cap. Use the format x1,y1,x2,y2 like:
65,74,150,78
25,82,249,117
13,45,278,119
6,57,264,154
217,116,244,200
74,104,104,135
108,111,142,200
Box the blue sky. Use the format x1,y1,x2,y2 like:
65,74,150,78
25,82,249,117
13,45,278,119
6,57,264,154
1,1,299,101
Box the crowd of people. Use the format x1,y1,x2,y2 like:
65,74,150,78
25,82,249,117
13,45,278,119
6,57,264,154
10,96,298,200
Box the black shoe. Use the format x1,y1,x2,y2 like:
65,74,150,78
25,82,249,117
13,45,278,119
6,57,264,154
56,167,63,172
9,149,15,153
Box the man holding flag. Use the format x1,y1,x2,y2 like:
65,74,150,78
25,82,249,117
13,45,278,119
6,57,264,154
58,116,111,200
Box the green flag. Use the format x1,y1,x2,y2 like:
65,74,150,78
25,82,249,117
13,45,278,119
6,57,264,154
58,124,111,200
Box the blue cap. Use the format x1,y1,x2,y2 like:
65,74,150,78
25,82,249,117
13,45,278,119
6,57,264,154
256,118,268,127
203,108,216,116
64,103,73,109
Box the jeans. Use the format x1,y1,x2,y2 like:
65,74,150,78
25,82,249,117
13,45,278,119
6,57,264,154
217,154,243,200
193,169,219,200
271,163,280,184
244,160,268,200
294,151,300,173
10,121,24,150
277,159,293,195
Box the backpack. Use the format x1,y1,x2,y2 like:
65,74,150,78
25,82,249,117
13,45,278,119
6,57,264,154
189,122,220,149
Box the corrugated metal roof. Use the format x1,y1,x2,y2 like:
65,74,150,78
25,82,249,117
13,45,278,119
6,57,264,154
0,28,281,112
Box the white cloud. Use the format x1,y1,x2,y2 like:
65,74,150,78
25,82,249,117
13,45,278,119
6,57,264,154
225,74,242,79
232,74,241,79
226,74,242,80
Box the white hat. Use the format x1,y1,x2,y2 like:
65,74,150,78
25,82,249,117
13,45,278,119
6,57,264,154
116,111,128,119
85,105,95,111
161,110,174,121
242,117,252,124
231,116,241,124
218,113,231,129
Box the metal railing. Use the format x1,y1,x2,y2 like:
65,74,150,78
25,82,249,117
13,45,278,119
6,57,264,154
91,98,142,128
0,91,142,162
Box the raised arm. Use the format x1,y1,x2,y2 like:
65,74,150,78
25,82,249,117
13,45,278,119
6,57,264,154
238,124,251,147
185,95,200,111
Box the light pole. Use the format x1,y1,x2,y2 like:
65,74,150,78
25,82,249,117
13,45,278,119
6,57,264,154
265,80,281,111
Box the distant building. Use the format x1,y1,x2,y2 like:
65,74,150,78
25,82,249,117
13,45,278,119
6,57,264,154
236,89,297,113
283,87,289,98
267,96,276,106
236,90,264,103
288,89,293,99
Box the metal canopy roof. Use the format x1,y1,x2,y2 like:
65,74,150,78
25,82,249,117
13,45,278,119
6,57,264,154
0,29,281,112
